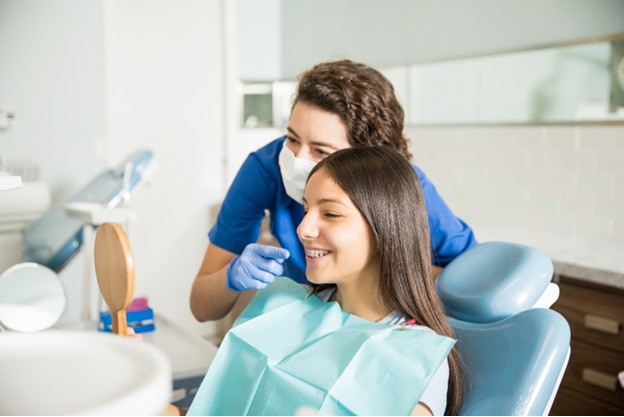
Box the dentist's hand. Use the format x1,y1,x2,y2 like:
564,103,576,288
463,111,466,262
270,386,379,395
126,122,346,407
226,243,290,291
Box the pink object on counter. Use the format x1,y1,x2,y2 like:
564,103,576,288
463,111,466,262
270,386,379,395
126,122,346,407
128,297,149,312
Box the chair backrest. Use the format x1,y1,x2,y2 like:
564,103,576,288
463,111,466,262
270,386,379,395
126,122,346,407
438,241,571,416
22,149,154,272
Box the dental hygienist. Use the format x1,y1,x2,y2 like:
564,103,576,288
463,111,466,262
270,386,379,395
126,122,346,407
190,59,477,323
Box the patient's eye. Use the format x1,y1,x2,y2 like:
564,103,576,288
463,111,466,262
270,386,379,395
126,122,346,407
323,211,341,218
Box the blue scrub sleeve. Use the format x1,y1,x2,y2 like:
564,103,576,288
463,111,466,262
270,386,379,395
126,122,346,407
208,153,275,255
415,166,478,267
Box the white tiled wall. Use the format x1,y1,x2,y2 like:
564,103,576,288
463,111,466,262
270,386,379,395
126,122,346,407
406,125,624,249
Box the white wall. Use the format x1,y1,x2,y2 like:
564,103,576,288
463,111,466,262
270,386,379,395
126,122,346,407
237,0,281,81
102,0,226,336
1,0,228,337
279,0,624,78
0,0,109,327
406,124,624,273
0,0,107,201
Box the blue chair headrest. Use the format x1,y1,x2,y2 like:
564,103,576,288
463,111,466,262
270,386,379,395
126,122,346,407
437,241,553,323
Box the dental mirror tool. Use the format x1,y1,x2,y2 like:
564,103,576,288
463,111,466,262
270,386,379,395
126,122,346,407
94,222,135,335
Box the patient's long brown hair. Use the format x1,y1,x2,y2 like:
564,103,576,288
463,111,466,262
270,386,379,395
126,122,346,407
309,146,463,415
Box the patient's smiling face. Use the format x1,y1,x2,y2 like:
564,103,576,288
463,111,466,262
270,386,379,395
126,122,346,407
297,168,379,287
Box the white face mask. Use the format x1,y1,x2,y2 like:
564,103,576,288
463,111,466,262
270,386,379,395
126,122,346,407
278,142,317,204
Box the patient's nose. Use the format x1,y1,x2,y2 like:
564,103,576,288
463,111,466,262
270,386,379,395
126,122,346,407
297,216,319,240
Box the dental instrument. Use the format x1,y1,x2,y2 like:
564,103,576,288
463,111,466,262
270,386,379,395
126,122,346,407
23,149,155,272
18,149,153,323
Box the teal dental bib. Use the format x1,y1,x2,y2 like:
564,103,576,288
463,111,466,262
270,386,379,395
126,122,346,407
188,277,455,416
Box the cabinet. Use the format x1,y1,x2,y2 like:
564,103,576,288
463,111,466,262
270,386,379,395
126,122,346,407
550,276,624,415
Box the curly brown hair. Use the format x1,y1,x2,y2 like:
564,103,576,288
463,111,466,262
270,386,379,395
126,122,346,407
293,59,412,160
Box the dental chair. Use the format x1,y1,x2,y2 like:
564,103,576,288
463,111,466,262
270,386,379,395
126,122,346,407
22,149,155,272
437,241,571,416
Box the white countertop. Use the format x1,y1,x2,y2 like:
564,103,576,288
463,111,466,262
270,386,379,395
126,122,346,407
477,227,624,289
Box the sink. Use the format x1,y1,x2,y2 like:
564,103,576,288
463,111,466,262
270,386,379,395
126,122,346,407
0,330,171,415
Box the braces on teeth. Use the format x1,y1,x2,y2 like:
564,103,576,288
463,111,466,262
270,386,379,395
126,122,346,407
307,250,329,258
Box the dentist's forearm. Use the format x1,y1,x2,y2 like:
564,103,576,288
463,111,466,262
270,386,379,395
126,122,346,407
432,265,443,280
190,242,287,322
190,265,240,322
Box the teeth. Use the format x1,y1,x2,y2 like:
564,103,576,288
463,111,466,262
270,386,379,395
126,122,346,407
306,249,330,258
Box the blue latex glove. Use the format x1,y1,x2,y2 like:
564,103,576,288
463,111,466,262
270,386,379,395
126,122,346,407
226,243,290,292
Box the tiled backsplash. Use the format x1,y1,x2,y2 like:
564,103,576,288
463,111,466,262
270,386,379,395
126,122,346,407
406,125,624,248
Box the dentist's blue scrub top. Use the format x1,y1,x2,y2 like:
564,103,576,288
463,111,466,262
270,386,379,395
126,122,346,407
209,137,477,283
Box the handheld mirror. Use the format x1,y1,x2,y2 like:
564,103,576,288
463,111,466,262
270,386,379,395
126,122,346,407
94,222,135,335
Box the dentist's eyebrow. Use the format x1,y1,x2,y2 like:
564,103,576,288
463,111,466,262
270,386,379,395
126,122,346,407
287,127,301,138
286,127,342,150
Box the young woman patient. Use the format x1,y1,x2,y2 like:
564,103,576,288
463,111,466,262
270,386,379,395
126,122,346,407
187,147,463,416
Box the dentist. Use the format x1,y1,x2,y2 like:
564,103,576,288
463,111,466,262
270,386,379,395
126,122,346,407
190,59,477,323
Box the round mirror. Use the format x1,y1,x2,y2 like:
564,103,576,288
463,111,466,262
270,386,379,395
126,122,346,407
0,263,66,332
